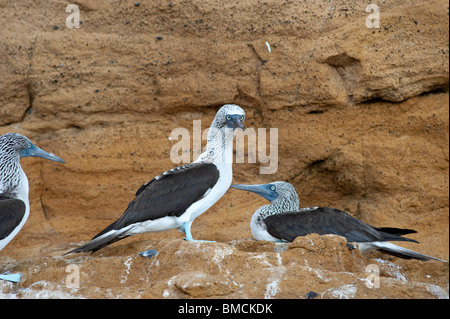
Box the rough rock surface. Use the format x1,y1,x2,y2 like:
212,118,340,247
0,0,448,299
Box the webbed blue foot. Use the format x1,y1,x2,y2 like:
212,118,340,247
0,272,21,283
138,249,158,258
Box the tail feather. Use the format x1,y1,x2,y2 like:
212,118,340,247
361,242,448,262
374,227,417,236
64,230,128,255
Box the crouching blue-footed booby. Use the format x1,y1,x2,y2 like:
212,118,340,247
232,181,447,262
0,133,65,255
66,104,245,254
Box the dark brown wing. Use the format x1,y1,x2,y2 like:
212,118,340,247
0,198,26,240
264,207,418,243
92,162,220,239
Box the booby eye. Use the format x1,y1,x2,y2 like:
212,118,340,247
270,185,276,191
226,115,231,120
27,143,32,148
240,116,244,121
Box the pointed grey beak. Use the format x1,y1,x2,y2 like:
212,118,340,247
231,183,278,202
235,118,245,131
226,115,245,131
20,143,65,163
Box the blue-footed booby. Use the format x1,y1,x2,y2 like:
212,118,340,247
0,133,65,252
66,104,245,254
232,181,447,262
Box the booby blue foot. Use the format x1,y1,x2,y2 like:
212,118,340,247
138,249,158,258
0,272,21,283
182,223,215,243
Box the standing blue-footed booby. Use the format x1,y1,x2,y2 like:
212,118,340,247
0,133,65,252
232,181,447,262
66,104,245,254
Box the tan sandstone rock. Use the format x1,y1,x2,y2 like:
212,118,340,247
0,0,448,299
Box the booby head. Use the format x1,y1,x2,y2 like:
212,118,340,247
0,133,65,163
232,181,300,209
212,104,245,131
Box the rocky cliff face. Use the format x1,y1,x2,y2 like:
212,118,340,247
0,0,448,299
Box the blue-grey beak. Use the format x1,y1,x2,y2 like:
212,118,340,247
20,143,65,163
226,115,245,131
231,183,278,202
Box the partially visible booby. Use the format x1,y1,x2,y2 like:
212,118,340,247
232,181,447,262
0,133,65,252
66,104,245,254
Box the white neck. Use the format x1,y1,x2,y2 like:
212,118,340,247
16,167,30,204
195,127,236,165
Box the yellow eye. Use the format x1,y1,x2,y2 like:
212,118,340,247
226,115,231,120
270,185,275,191
240,116,244,121
27,143,32,148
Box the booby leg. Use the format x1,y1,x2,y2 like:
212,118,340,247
183,222,215,242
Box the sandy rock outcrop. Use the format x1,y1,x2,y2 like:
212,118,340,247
1,235,448,299
0,0,448,299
